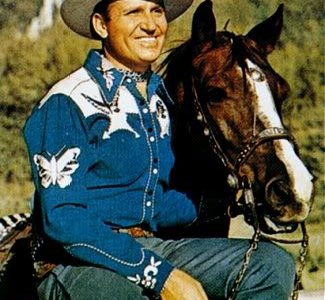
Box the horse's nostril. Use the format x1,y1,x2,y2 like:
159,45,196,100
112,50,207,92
265,177,293,209
264,177,309,223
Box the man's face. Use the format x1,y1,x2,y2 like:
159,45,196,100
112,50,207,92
101,0,168,72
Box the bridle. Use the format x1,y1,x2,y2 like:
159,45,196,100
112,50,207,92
190,75,309,300
190,75,294,189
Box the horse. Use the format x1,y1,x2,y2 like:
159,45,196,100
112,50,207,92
0,1,316,298
161,0,314,238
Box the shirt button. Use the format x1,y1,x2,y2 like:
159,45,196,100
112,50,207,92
153,168,158,174
146,201,152,207
143,108,149,114
126,78,132,83
150,136,155,142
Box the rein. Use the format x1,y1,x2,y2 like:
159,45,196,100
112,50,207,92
190,76,309,300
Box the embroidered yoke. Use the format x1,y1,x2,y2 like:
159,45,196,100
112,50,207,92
24,50,197,294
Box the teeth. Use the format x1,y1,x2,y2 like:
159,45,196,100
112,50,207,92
139,37,156,42
264,216,282,232
264,216,295,233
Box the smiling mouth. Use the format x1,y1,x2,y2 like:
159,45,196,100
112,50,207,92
136,36,161,45
137,36,157,41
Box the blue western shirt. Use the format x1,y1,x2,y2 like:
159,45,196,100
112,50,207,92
24,50,197,294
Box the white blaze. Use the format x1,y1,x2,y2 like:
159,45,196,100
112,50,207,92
246,60,313,207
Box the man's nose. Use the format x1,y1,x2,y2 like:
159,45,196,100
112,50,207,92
140,12,157,33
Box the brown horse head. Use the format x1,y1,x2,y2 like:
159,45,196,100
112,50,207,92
163,0,314,233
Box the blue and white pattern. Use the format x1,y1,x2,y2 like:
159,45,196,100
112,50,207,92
102,70,115,91
24,50,197,294
149,95,170,138
127,256,162,290
82,87,141,139
33,147,80,189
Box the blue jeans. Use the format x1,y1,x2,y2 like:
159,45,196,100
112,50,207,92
37,237,295,300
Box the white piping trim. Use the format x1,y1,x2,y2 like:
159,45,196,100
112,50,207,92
65,243,146,267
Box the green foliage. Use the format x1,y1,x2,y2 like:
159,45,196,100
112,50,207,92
0,0,42,29
0,18,96,183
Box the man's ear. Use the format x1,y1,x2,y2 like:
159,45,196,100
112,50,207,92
92,13,108,39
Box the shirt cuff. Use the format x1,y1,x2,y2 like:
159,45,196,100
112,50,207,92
127,253,174,295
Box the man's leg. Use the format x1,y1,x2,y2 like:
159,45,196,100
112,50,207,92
138,237,295,300
37,265,149,300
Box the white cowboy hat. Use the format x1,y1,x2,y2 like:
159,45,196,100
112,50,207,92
61,0,194,39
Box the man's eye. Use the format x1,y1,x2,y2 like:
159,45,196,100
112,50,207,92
152,7,164,15
126,9,141,15
249,68,265,82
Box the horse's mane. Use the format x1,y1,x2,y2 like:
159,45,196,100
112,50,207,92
159,40,193,87
160,30,288,103
161,31,277,76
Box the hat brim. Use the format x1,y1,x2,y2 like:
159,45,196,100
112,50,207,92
61,0,194,39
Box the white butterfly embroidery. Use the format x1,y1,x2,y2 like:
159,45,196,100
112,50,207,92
33,147,81,189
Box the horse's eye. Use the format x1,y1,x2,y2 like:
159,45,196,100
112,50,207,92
249,68,265,82
207,88,227,102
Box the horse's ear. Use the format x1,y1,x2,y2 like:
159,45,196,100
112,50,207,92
191,0,216,46
246,4,284,55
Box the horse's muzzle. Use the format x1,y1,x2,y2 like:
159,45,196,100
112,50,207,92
264,176,311,227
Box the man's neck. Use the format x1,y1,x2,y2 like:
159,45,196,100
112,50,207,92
103,49,149,73
137,82,148,99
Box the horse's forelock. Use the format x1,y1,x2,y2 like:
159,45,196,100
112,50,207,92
231,34,290,107
162,32,254,80
162,30,289,108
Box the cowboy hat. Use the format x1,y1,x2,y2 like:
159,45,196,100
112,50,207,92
61,0,194,39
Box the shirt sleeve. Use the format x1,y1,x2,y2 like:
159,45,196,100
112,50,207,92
156,189,198,230
24,94,174,294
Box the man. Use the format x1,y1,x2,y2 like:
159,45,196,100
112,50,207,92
24,0,295,299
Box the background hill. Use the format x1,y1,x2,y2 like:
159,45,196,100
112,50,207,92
0,0,323,290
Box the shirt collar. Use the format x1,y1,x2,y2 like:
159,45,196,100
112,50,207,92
83,49,171,104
